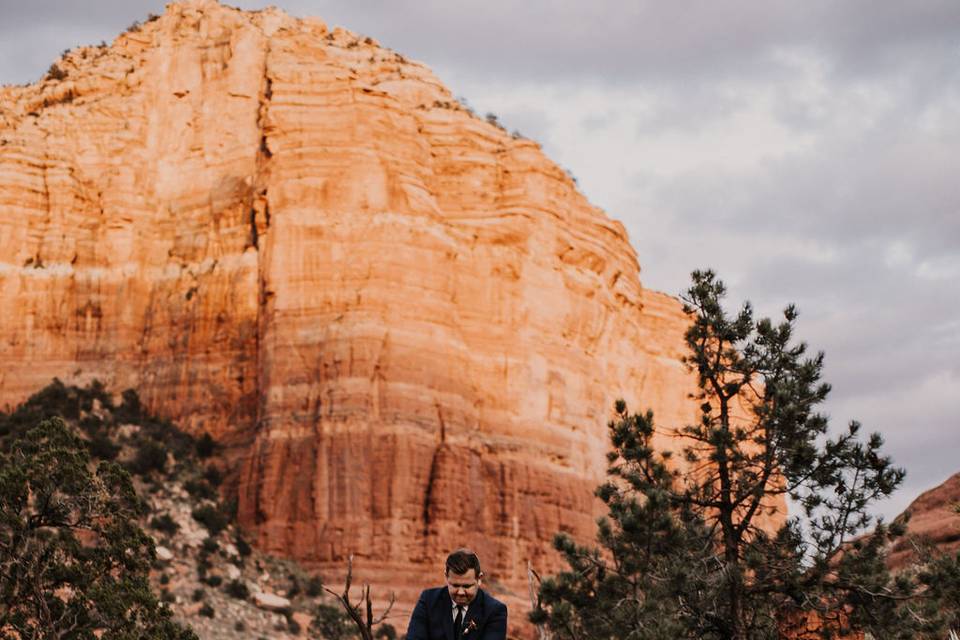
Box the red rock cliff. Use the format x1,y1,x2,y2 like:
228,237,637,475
888,472,960,569
0,0,704,620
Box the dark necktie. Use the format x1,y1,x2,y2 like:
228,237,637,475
454,605,464,640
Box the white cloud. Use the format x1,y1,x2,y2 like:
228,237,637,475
916,255,960,281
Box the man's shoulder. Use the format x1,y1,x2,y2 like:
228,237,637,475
417,586,448,604
480,589,507,613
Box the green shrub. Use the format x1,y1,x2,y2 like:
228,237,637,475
310,603,355,640
150,514,180,536
137,417,194,461
201,537,219,554
235,533,252,557
130,439,167,475
0,379,74,445
484,112,505,131
185,478,217,501
286,577,300,598
222,497,238,522
0,416,197,639
305,575,323,597
199,603,215,618
192,588,205,602
203,465,223,487
225,579,250,600
35,379,75,417
375,623,397,640
196,555,212,579
78,415,103,435
196,432,215,458
192,505,228,536
45,63,68,81
81,379,112,412
87,432,120,460
115,388,142,423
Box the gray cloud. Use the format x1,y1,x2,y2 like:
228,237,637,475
651,114,960,261
296,1,960,87
627,220,960,517
0,0,167,84
5,1,960,87
618,75,959,514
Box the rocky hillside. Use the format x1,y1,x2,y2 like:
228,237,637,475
0,380,399,639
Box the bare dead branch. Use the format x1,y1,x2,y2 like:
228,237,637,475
528,561,552,640
323,554,397,640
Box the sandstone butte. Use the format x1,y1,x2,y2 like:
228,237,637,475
0,0,780,630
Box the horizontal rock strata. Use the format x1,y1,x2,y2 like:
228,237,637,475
0,0,714,625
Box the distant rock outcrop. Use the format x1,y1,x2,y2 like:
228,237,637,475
888,472,960,569
0,0,712,621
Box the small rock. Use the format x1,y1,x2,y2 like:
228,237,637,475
155,545,174,561
116,423,141,439
184,532,206,548
226,564,241,581
253,591,291,612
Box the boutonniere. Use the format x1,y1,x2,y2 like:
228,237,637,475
462,619,478,636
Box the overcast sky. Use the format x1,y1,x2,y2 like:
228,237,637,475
1,0,958,522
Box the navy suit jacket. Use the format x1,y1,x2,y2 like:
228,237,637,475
405,586,507,640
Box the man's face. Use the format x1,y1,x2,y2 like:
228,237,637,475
446,568,481,606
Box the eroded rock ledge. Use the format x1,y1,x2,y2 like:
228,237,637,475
0,0,701,622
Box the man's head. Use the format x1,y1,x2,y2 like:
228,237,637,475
445,548,482,607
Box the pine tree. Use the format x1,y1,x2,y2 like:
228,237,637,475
0,417,197,639
532,270,950,639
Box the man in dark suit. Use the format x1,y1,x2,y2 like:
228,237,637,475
406,548,508,640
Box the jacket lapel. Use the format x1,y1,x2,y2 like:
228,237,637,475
462,590,485,637
439,589,454,640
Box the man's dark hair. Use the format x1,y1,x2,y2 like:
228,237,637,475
445,548,482,576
